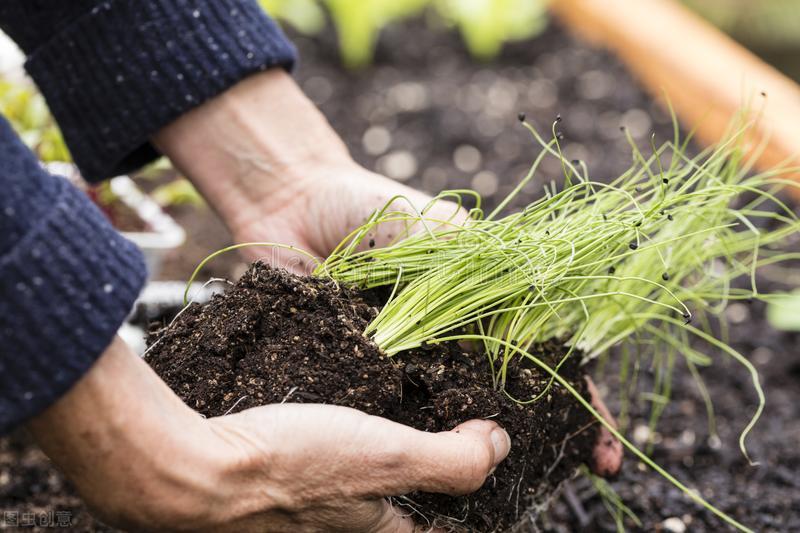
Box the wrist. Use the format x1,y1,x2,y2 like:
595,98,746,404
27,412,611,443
27,337,235,530
152,69,353,234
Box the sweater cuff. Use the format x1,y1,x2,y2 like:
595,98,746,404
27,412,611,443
24,0,297,182
0,178,147,435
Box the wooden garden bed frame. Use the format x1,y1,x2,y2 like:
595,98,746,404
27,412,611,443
552,0,800,199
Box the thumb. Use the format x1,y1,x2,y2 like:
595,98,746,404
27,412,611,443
215,404,510,505
391,419,511,496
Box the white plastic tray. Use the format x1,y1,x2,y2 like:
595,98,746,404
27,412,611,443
46,162,186,279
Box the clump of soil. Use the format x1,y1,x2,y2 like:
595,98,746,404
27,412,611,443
145,262,598,531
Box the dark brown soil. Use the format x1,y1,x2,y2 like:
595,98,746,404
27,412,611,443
145,262,597,531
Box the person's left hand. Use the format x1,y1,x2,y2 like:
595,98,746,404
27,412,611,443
154,70,465,274
155,69,623,479
229,161,464,273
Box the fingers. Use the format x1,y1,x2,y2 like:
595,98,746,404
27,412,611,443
369,500,420,533
216,404,510,504
393,418,511,496
357,176,469,251
295,498,417,533
336,499,442,533
585,377,623,477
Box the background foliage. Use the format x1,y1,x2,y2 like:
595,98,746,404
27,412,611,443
0,80,68,162
259,0,548,67
682,0,800,50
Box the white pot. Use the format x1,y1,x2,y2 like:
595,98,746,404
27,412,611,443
45,162,186,280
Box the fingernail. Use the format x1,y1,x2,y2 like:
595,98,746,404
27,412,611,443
490,427,511,465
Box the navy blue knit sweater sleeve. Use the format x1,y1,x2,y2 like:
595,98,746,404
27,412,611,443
0,116,147,434
0,0,297,182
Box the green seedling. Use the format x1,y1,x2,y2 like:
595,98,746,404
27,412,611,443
188,113,800,532
259,0,548,67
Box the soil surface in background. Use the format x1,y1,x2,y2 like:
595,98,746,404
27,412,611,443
145,263,597,531
0,432,115,532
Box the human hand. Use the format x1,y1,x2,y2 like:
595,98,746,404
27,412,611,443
230,161,466,272
28,337,510,532
154,69,623,481
208,403,509,532
153,70,465,274
29,337,619,532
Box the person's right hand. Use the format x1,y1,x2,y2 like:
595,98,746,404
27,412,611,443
208,404,510,532
29,335,621,532
27,336,510,532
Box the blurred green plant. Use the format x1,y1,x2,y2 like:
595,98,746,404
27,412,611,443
260,0,549,67
325,0,429,68
435,0,548,60
766,291,800,331
0,76,204,208
258,0,327,35
151,178,205,208
683,0,800,50
0,79,70,161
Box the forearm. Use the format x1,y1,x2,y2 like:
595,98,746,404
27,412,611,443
0,117,146,435
29,337,203,480
0,0,297,182
28,337,234,530
152,69,354,235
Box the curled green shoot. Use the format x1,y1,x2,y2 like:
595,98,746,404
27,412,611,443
184,242,322,305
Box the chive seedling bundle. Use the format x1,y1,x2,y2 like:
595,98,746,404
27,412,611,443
321,119,796,379
314,117,800,532
186,114,799,532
